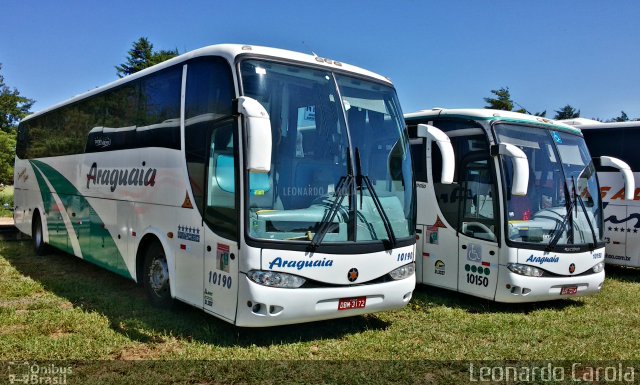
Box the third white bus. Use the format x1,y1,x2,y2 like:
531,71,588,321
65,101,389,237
563,118,640,267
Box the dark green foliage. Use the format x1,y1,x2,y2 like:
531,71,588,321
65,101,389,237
483,87,527,113
115,37,179,78
0,63,34,133
553,104,580,120
609,110,629,122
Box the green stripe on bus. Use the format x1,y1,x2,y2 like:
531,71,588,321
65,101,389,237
30,160,132,279
31,163,75,255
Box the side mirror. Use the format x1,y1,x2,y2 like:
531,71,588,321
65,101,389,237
238,96,272,173
596,156,635,200
416,124,455,184
491,143,529,196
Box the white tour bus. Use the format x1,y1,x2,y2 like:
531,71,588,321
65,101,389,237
13,44,421,326
405,108,634,302
562,118,640,267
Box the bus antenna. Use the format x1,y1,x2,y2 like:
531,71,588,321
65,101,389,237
302,41,318,57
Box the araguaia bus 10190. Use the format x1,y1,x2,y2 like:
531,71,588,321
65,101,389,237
13,44,448,326
406,108,634,302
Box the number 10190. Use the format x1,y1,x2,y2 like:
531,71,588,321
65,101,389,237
209,271,232,289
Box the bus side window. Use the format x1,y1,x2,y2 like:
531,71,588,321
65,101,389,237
184,57,236,240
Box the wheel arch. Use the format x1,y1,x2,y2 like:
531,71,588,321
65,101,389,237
135,228,176,298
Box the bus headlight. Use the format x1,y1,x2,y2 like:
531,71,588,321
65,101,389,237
592,262,605,274
247,270,306,288
389,263,415,280
507,263,543,277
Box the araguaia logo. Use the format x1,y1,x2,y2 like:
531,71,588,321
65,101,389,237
86,162,157,192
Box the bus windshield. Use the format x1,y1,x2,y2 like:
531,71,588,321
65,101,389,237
240,59,414,245
495,124,603,248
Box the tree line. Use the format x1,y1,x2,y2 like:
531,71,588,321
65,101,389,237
484,86,637,122
0,38,637,185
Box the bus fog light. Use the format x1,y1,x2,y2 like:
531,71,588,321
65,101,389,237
592,262,605,273
389,263,415,280
247,270,306,288
507,263,543,277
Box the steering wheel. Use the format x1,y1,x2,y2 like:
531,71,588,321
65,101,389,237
463,221,496,242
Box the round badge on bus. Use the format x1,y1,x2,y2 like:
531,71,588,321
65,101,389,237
569,263,576,274
347,268,359,282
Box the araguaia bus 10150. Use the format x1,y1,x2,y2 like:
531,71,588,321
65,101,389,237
406,108,634,302
561,118,640,267
13,44,447,326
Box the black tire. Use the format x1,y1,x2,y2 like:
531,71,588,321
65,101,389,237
32,214,48,256
143,241,174,308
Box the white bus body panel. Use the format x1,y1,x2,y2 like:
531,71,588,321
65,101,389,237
599,171,640,266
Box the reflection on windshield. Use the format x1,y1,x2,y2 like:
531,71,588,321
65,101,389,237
240,60,414,245
495,124,602,247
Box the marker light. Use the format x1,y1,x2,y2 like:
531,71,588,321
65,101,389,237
247,270,306,288
508,263,543,277
389,263,415,280
592,262,605,274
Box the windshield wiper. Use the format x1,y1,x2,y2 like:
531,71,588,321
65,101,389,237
355,148,397,248
309,175,353,250
546,181,575,251
572,176,598,249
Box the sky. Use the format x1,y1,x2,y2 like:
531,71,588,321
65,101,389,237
2,0,639,120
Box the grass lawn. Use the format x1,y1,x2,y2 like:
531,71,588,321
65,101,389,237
1,240,639,383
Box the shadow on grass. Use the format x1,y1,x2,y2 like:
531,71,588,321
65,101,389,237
411,283,584,315
1,241,389,347
605,265,640,284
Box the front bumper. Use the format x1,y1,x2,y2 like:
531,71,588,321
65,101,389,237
494,265,604,303
235,274,415,327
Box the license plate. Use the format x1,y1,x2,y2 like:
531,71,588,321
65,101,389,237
560,286,578,295
338,296,366,311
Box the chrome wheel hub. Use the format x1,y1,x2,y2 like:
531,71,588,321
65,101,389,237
148,258,169,294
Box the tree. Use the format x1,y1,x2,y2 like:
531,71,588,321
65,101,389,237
609,111,629,122
0,64,34,133
483,87,527,113
553,105,580,120
0,64,34,184
115,37,179,78
0,130,16,183
484,87,514,111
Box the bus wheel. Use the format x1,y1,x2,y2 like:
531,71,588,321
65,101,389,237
143,241,174,308
32,214,48,256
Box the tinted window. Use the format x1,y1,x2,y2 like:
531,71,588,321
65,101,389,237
184,58,235,239
22,64,183,158
138,66,182,149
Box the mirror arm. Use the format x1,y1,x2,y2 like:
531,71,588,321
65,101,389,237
491,143,529,196
416,124,455,184
595,156,635,200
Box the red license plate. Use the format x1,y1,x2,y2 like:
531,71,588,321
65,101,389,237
560,286,578,295
338,296,366,311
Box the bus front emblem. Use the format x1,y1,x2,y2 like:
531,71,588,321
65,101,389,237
348,268,359,282
569,263,576,274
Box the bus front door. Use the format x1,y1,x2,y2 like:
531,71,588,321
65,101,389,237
202,120,240,322
456,158,500,299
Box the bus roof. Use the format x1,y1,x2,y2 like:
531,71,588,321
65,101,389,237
24,44,392,121
405,108,582,135
559,118,640,130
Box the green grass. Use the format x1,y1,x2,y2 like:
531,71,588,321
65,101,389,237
0,186,13,217
1,240,640,383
